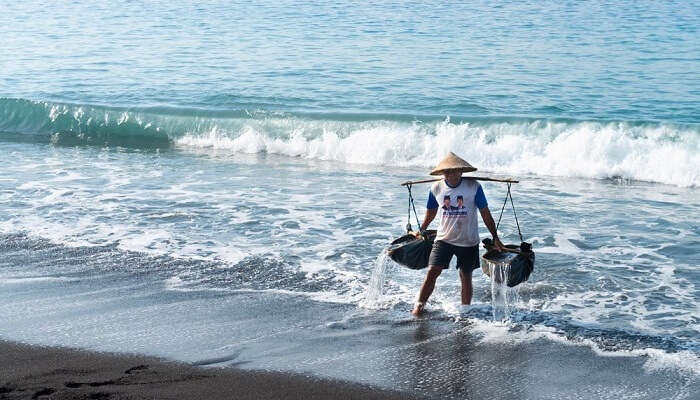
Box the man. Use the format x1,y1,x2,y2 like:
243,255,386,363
412,152,504,315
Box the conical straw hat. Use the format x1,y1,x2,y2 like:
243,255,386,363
429,152,477,176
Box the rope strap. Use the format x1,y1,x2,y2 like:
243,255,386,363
495,183,524,242
405,184,422,233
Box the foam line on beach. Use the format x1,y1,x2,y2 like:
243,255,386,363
469,318,700,376
0,276,78,285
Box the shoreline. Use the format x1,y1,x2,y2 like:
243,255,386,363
0,339,421,400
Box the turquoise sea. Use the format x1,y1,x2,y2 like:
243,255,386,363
1,1,698,398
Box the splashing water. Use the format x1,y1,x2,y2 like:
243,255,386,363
360,251,393,309
482,259,521,321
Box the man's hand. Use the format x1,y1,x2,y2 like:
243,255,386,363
493,237,505,252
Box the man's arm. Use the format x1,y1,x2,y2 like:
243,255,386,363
416,189,439,235
479,207,504,250
419,208,437,232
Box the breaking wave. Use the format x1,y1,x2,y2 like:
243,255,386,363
1,98,698,187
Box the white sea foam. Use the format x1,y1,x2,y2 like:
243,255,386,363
470,318,700,376
535,232,585,254
0,276,78,284
175,118,700,187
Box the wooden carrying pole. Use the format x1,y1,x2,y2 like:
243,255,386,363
400,176,519,186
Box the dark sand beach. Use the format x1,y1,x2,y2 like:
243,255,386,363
0,340,419,400
1,270,699,399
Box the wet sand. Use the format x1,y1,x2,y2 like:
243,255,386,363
0,340,420,400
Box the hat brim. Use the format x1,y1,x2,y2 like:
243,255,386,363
429,166,478,176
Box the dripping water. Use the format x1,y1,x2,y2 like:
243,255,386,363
360,251,393,309
482,258,520,321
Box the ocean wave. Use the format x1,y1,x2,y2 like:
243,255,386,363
1,98,698,186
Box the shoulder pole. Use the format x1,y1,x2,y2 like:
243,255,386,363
400,176,519,186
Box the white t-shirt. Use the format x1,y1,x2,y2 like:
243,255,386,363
427,178,488,247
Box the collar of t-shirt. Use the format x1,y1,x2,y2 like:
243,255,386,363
444,178,462,188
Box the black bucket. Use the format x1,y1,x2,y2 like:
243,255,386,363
481,238,535,287
387,230,437,270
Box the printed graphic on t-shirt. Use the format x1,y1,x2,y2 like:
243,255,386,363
440,195,468,233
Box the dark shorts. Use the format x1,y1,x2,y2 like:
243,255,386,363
428,240,480,271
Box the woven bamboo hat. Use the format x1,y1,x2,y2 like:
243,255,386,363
429,152,477,176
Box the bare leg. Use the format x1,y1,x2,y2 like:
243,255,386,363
412,266,443,315
459,268,473,305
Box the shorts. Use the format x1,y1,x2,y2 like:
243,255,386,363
428,240,480,271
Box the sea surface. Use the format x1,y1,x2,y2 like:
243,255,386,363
1,1,698,398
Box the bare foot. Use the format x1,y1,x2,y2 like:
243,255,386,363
411,302,425,316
